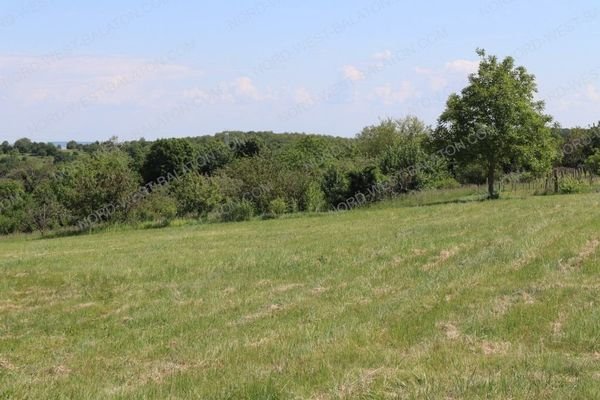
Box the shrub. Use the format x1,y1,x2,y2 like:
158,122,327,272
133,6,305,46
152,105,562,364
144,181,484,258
221,157,278,213
129,190,178,225
0,179,29,234
347,166,382,201
27,182,70,233
54,150,139,224
585,150,600,175
303,181,326,212
321,167,349,208
0,214,19,235
170,173,222,217
268,198,287,217
218,199,254,222
559,177,586,194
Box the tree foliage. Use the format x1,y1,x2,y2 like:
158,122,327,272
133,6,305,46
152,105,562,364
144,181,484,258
432,49,557,198
142,139,197,182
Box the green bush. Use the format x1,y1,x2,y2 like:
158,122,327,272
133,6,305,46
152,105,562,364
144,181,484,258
218,199,255,222
27,182,70,233
303,181,326,212
0,179,29,234
321,167,349,208
129,190,178,225
559,177,586,194
347,166,383,200
585,150,600,175
170,173,222,217
268,198,287,217
54,150,139,223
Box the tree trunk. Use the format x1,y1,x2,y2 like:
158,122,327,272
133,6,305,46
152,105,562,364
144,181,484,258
487,161,497,199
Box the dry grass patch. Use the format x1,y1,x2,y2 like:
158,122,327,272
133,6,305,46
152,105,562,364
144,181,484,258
0,358,17,371
439,322,461,340
492,291,535,316
423,247,460,270
272,283,303,293
560,238,599,271
480,340,511,355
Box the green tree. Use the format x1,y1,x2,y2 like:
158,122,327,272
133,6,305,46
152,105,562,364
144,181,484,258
279,136,333,171
196,140,233,175
142,139,197,182
432,49,556,198
357,116,429,158
27,181,69,234
55,150,139,223
13,138,33,154
122,138,150,176
1,141,12,154
231,137,262,158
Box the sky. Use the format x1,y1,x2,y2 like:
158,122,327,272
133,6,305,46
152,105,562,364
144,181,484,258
1,0,599,143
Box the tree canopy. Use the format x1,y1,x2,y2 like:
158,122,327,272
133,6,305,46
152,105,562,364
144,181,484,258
432,49,557,198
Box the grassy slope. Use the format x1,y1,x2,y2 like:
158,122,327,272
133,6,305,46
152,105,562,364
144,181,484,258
1,193,599,399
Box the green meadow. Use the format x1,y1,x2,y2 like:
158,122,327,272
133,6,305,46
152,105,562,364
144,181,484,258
1,192,599,399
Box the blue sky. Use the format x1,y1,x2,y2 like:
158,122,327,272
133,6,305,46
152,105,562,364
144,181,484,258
1,0,599,142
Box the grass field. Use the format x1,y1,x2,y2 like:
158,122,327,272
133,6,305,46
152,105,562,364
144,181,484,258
1,192,600,399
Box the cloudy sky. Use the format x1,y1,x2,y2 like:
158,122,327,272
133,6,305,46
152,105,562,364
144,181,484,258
1,0,599,143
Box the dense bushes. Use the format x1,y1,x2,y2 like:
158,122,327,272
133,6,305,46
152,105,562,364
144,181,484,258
585,149,600,174
170,172,222,217
218,199,255,222
128,189,178,226
0,179,28,234
1,118,599,235
55,150,140,224
321,167,349,208
559,177,587,194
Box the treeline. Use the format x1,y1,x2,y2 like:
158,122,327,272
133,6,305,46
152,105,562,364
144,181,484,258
1,117,599,235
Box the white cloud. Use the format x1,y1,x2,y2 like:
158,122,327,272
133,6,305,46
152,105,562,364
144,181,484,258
184,77,277,105
586,84,600,102
342,65,365,81
414,66,433,75
294,87,314,105
445,59,479,75
413,60,479,92
374,82,417,104
0,54,204,107
183,87,233,104
415,67,448,91
234,76,260,99
373,50,392,61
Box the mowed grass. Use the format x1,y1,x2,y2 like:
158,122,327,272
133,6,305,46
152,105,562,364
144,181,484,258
1,193,600,399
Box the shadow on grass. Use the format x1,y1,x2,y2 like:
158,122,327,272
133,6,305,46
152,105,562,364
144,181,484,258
382,193,490,209
410,195,490,207
35,220,174,240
